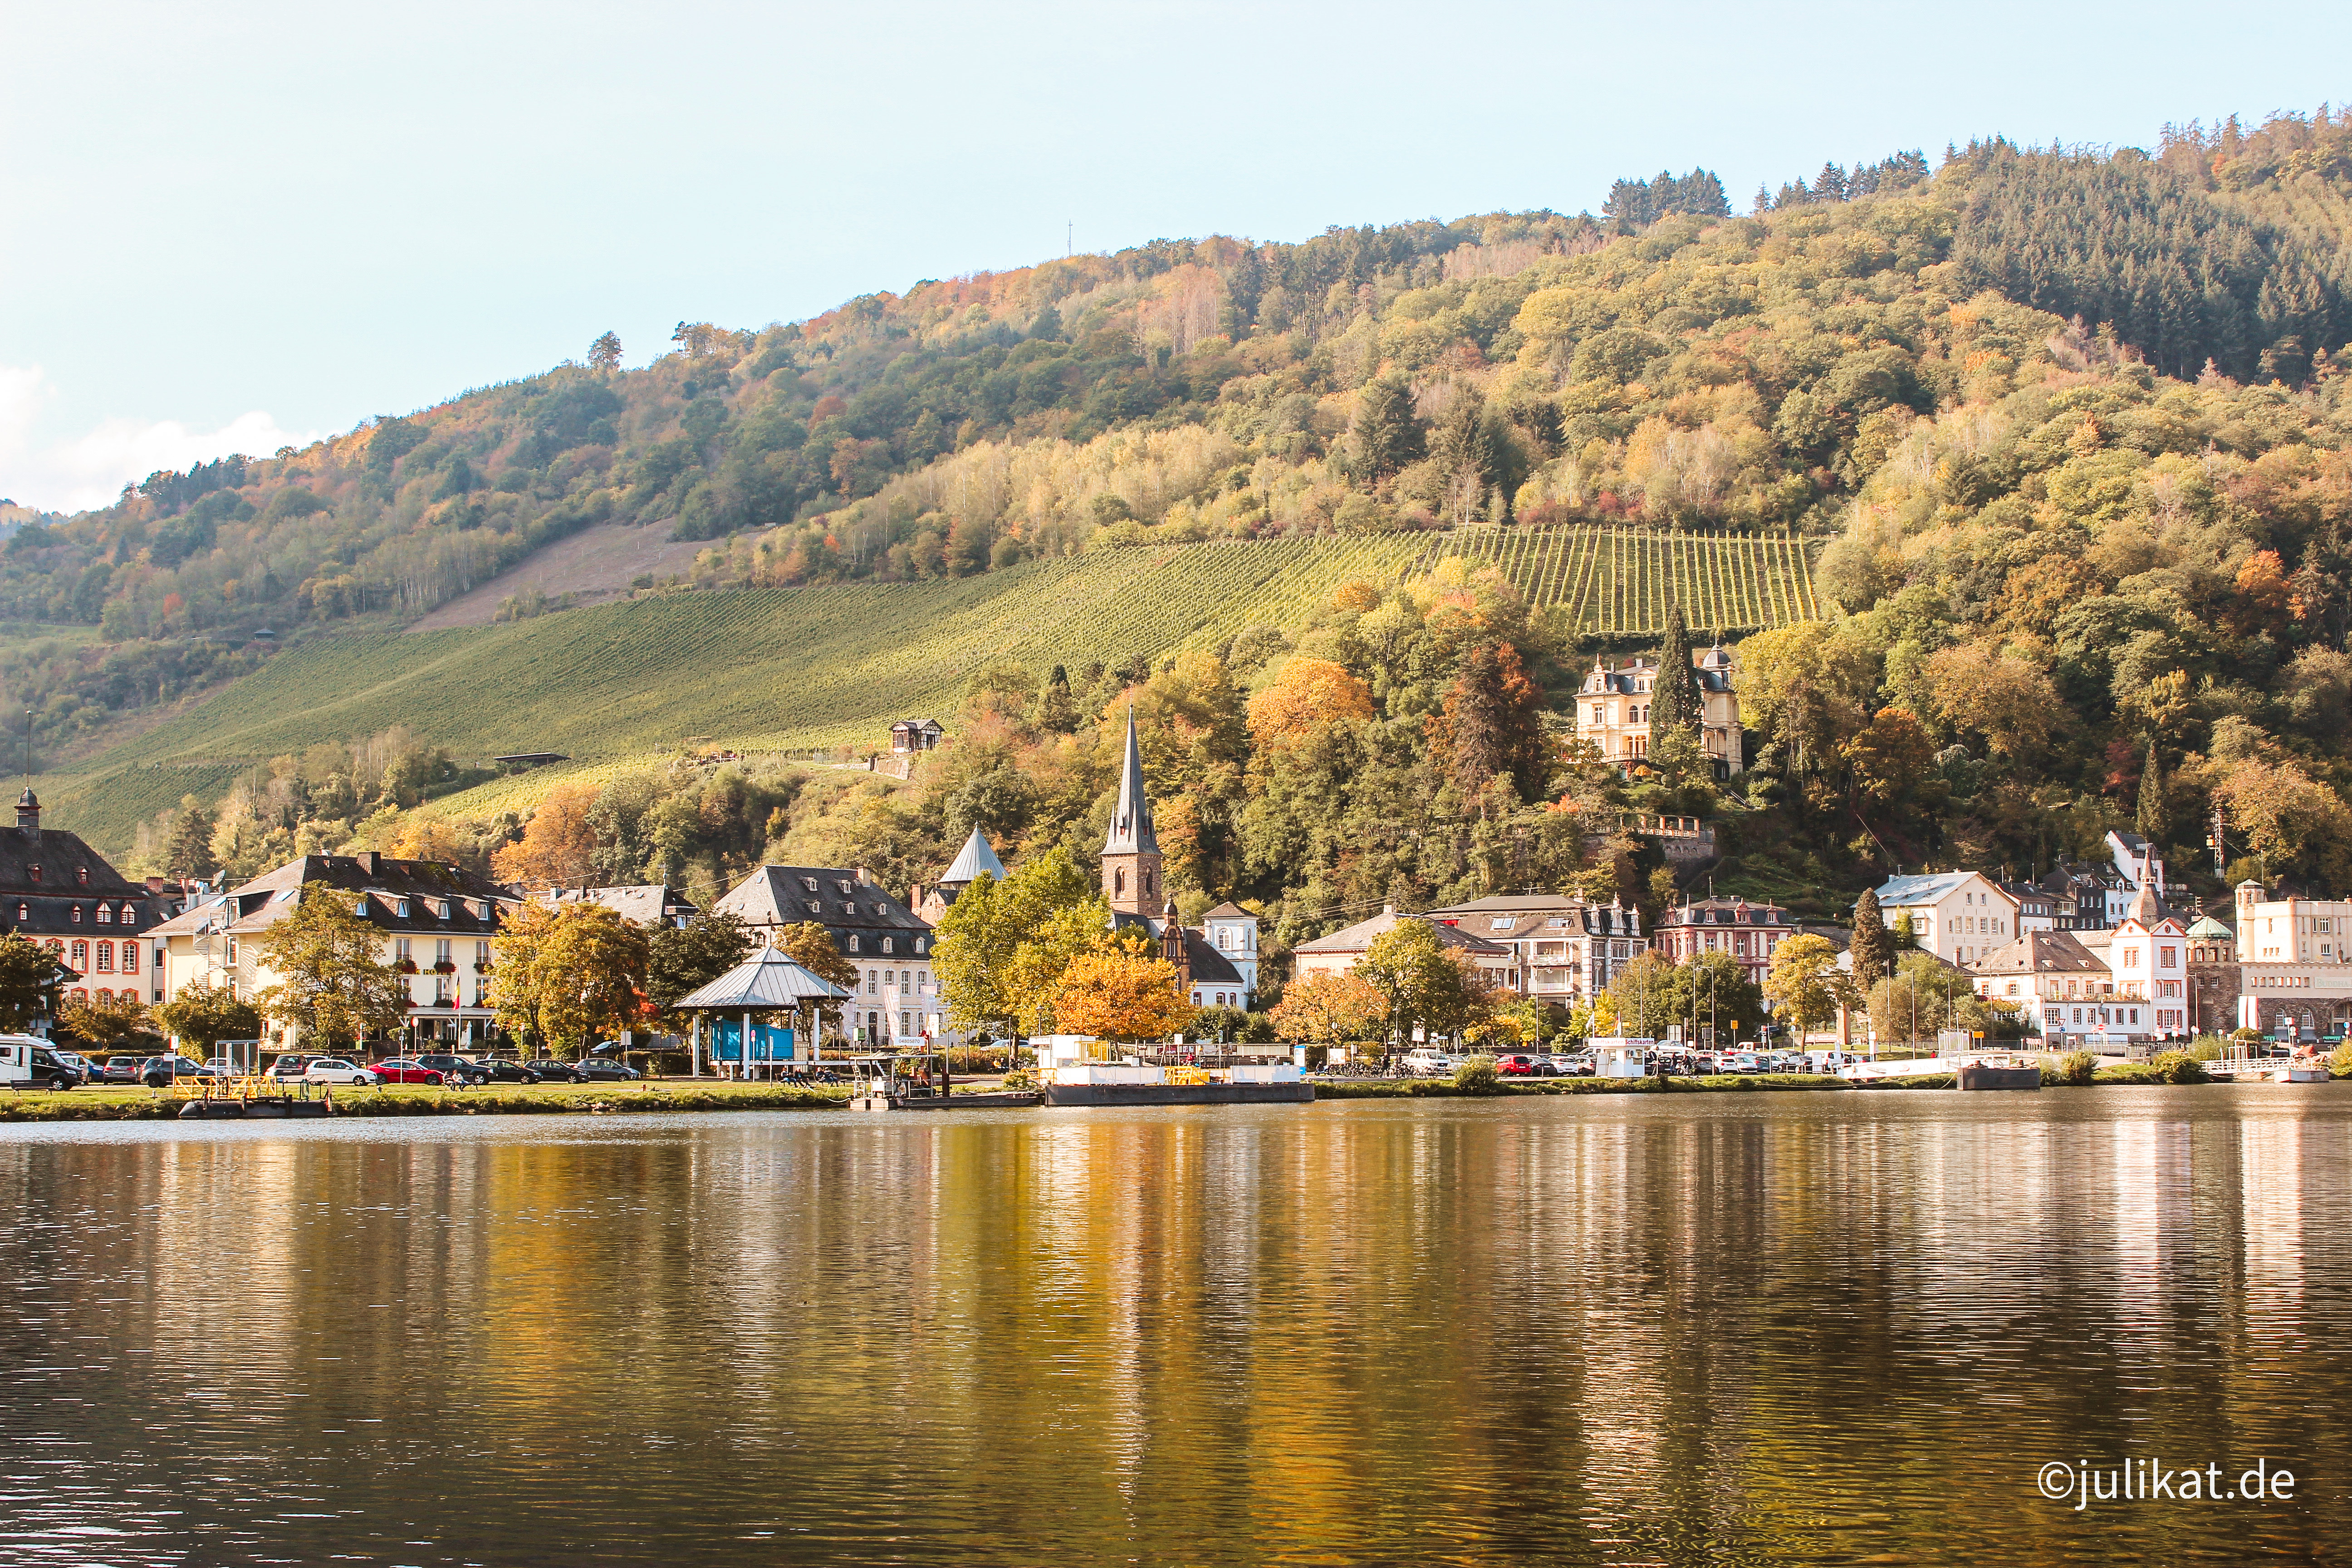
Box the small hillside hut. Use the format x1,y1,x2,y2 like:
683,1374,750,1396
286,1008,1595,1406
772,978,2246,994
674,945,851,1079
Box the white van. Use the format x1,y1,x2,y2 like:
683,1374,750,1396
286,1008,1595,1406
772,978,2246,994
0,1034,84,1092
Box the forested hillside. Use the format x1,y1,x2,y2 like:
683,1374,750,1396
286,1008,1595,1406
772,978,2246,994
18,103,2352,959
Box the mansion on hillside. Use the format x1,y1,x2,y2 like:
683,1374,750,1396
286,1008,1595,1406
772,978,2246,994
1573,645,1744,776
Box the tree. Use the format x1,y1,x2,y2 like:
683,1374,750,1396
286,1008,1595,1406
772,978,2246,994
588,331,622,372
1269,971,1385,1049
58,993,160,1054
646,911,754,1028
1841,707,1935,803
2136,740,2171,844
165,805,218,880
1361,921,1492,1047
1052,949,1195,1042
1001,898,1117,1038
151,981,262,1058
1038,665,1080,734
934,849,1098,1042
249,887,410,1050
1606,951,1680,1037
0,933,69,1029
1763,933,1854,1040
1670,950,1765,1044
488,902,559,1049
1867,954,1987,1047
1649,604,1702,743
1850,888,1891,989
1246,657,1374,751
1892,908,1918,951
492,784,602,887
527,904,652,1054
1923,641,2062,761
1428,642,1547,802
1350,376,1423,484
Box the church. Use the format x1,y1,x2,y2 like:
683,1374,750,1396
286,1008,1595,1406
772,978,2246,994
1102,711,1259,1012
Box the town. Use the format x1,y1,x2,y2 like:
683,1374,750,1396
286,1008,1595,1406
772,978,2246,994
3,633,2336,1097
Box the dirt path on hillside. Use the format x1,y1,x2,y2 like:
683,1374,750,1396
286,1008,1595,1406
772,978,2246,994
407,523,716,631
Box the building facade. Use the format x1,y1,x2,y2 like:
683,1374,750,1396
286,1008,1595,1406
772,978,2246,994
1423,893,1647,1007
711,865,942,1046
1649,896,1796,986
1572,645,1743,775
1872,871,2020,968
150,852,519,1052
0,789,173,1014
1971,929,2132,1040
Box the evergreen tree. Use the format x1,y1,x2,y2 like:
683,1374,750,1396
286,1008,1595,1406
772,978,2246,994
1648,604,1701,745
588,331,622,372
2137,741,2170,844
1038,665,1079,734
1851,888,1891,990
1351,377,1422,484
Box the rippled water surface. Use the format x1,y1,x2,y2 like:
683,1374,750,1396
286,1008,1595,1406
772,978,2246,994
4,1089,2349,1564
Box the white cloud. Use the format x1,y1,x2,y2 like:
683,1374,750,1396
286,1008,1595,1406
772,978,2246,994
0,363,320,514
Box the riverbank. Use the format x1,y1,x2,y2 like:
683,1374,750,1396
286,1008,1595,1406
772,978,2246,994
0,1080,857,1121
1314,1063,2350,1096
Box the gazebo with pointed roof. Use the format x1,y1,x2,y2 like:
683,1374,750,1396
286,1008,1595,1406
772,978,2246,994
674,944,852,1077
940,826,1006,888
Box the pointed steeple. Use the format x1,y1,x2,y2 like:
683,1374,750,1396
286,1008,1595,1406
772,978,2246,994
1103,707,1158,856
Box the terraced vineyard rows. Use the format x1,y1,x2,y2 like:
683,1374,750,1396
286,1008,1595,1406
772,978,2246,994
1422,526,1822,634
41,529,1821,850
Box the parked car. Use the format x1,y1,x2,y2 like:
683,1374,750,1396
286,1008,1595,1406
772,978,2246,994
302,1058,376,1086
1494,1053,1555,1077
101,1055,147,1085
573,1059,641,1082
0,1039,86,1091
1400,1048,1459,1077
366,1058,447,1086
527,1058,582,1084
268,1054,316,1082
415,1054,486,1086
142,1056,223,1088
48,1049,94,1084
471,1058,542,1084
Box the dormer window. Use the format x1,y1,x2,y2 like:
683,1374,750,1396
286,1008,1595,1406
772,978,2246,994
802,877,818,893
882,936,895,954
76,867,88,885
848,935,860,953
914,937,925,954
436,900,451,919
27,865,39,882
95,905,112,924
396,899,411,917
836,880,853,896
69,906,81,923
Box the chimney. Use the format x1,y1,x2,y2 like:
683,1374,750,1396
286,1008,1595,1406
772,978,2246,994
15,786,38,833
359,850,379,877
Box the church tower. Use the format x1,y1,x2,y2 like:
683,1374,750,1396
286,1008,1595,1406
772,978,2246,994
1102,709,1162,921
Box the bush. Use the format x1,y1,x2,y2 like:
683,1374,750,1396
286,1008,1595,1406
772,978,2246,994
999,1067,1037,1092
2151,1049,2210,1085
2231,1027,2264,1046
1453,1054,1500,1093
2188,1034,2228,1062
2043,1049,2099,1086
2333,1041,2352,1075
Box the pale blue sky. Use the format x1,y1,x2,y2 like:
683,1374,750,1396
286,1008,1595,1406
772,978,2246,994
2,0,2344,511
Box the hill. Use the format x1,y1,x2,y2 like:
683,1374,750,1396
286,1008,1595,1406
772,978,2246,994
40,525,1822,853
14,103,2352,951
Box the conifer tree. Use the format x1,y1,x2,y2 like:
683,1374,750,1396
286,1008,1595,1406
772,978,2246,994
1851,887,1891,990
1351,377,1423,485
1648,604,1701,745
2136,740,2170,845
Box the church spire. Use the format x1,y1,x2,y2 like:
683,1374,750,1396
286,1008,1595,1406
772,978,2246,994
1103,707,1158,856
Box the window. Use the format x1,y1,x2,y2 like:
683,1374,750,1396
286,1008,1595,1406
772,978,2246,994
76,866,87,885
228,938,238,965
119,905,137,927
122,944,138,975
2006,982,2019,997
397,938,412,964
96,904,112,925
355,897,369,916
836,880,853,896
27,865,39,882
396,900,411,918
1490,917,1514,931
866,970,877,994
1115,869,1126,896
900,1011,911,1036
2160,945,2176,967
70,940,87,969
436,900,451,919
848,935,860,953
436,939,452,966
914,937,925,954
95,941,113,972
900,970,911,990
802,877,817,892
881,936,895,954
476,941,490,965
69,906,81,924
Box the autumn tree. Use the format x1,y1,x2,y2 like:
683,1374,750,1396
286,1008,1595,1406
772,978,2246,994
152,981,263,1058
1427,642,1546,802
1840,708,1935,804
58,993,160,1054
250,887,410,1050
1763,932,1854,1040
1053,949,1195,1042
1268,971,1385,1049
506,903,651,1054
1246,657,1374,751
1361,920,1492,1048
774,920,858,1030
492,784,601,887
1605,951,1680,1037
1923,642,2062,761
934,849,1099,1042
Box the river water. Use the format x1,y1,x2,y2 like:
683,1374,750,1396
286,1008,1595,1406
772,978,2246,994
3,1089,2347,1565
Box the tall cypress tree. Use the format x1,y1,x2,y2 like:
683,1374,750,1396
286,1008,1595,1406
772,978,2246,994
1851,888,1891,990
1649,604,1701,746
2136,740,2170,844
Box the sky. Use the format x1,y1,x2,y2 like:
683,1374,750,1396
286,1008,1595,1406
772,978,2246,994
2,0,2347,513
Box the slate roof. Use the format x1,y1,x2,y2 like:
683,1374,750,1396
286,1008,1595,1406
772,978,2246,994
539,884,699,927
1970,930,2108,975
1874,872,2003,907
674,945,852,1010
939,827,1006,886
1201,901,1254,921
151,853,515,937
0,821,143,899
1293,910,1511,956
1102,709,1159,856
712,865,932,956
1179,929,1245,986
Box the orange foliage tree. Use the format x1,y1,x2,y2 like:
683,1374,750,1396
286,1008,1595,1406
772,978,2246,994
1053,950,1196,1042
1246,657,1375,750
1268,971,1385,1047
492,784,600,886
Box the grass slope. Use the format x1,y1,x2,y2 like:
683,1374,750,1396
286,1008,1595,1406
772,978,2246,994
42,529,1818,851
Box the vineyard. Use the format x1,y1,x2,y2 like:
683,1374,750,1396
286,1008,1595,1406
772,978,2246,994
1419,525,1822,634
39,528,1820,851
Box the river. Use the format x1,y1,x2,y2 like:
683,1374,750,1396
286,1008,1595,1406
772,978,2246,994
2,1089,2347,1564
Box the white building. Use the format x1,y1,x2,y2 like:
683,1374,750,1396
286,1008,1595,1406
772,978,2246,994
2107,884,2190,1035
1970,929,2122,1040
1871,871,2020,968
1421,893,1648,1005
1573,644,1744,775
2231,878,2352,964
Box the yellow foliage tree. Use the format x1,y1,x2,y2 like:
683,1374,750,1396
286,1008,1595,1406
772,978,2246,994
492,784,600,887
1246,657,1375,750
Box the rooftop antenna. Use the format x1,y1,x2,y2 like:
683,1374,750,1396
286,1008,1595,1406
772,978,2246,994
1066,220,1072,259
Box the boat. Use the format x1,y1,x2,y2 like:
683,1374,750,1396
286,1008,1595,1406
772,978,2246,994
1956,1054,2043,1092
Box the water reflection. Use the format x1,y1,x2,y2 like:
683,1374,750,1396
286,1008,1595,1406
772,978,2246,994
1,1089,2348,1564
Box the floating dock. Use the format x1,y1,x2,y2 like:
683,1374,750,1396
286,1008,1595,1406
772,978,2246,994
1041,1081,1314,1107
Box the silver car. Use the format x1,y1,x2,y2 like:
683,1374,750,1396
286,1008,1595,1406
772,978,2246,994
301,1057,374,1086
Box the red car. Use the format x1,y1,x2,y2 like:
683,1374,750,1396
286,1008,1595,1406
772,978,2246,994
1494,1053,1556,1078
366,1058,446,1085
